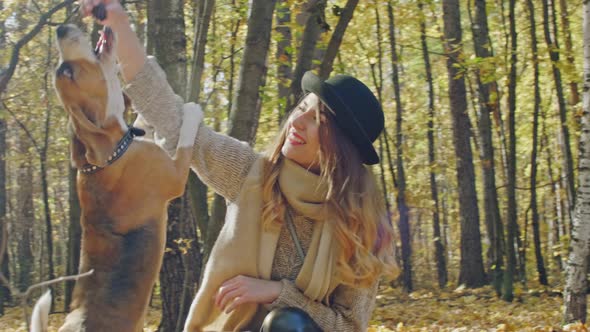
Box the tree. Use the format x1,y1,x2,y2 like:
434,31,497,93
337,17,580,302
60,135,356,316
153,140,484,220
147,1,202,331
541,0,576,220
469,0,504,294
503,0,519,302
558,0,580,106
387,0,412,292
228,1,278,143
526,0,548,286
289,0,327,110
15,133,34,292
185,0,214,270
318,0,359,80
65,165,80,310
0,0,10,315
0,0,74,95
562,0,590,323
63,1,82,311
442,0,486,288
203,0,278,265
276,0,293,122
419,0,447,289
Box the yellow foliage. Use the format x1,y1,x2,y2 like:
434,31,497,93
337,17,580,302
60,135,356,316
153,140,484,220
0,286,587,332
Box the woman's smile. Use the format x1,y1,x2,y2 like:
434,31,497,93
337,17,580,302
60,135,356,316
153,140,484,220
287,132,306,145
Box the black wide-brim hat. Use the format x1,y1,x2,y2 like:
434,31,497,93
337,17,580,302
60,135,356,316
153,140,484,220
301,71,384,165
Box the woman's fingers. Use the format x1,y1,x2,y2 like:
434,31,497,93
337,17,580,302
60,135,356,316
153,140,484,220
225,296,245,314
218,287,244,311
215,280,238,308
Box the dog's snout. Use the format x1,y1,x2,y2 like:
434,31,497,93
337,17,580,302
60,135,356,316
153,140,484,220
56,25,69,39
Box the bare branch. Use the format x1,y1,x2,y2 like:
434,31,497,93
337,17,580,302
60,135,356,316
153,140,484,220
2,101,41,155
0,0,75,95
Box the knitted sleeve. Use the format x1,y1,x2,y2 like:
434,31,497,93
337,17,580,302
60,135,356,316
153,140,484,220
267,279,379,332
124,56,258,201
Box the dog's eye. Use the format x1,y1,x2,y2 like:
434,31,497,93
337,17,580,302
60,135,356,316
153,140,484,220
57,62,74,80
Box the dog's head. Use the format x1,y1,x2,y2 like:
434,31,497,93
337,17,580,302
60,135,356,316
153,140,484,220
54,24,130,168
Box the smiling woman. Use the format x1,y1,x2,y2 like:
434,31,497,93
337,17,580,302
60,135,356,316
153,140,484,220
281,93,325,174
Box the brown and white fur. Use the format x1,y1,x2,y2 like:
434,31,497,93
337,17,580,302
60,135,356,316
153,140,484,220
31,24,200,332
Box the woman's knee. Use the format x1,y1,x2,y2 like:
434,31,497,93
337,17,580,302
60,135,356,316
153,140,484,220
261,307,323,332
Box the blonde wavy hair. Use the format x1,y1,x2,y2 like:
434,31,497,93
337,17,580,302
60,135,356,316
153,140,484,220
261,96,399,287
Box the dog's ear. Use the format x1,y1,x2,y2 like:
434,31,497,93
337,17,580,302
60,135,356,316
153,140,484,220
69,120,87,169
66,103,112,166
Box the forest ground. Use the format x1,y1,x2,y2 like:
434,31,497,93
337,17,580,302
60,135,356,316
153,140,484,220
0,283,587,331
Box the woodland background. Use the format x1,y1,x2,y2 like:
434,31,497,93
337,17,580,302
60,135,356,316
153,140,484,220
0,0,589,330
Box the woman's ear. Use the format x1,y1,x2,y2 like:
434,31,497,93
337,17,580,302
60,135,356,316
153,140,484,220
65,103,112,166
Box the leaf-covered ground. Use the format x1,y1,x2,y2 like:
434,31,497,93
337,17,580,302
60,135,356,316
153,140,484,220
0,285,587,331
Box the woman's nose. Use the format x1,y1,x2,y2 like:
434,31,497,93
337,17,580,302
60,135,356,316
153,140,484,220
291,113,305,130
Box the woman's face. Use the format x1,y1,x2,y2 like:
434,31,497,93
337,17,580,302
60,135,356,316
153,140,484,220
281,93,326,173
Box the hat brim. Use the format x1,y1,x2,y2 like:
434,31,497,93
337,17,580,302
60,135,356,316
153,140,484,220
301,72,380,165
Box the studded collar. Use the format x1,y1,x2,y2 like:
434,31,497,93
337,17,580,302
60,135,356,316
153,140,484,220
79,126,145,175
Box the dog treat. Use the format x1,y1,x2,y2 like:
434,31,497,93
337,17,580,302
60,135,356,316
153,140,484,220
92,3,107,21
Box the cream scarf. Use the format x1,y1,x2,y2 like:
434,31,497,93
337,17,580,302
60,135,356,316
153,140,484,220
184,157,339,332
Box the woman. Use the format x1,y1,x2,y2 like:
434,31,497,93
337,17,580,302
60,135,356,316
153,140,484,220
81,1,399,331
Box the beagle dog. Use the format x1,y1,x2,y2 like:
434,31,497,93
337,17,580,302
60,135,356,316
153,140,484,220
32,24,200,332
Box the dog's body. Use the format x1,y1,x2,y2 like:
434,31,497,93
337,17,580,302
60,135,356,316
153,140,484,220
34,24,200,332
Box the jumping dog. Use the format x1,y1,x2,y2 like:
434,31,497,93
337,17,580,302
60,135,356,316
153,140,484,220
31,24,200,332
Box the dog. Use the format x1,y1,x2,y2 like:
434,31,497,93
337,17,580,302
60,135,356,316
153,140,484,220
30,24,200,332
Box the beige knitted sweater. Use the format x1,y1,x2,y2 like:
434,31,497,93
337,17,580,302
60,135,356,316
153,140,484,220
124,57,379,332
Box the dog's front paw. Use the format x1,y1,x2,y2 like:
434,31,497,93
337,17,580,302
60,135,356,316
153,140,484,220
178,102,204,148
182,102,204,124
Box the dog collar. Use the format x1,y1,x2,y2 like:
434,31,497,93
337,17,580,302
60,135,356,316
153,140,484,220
79,126,145,175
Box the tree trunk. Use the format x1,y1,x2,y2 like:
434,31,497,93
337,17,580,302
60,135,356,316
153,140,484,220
542,118,564,271
558,0,580,106
542,0,576,220
442,0,486,288
159,197,201,332
470,0,504,294
503,0,518,302
148,1,202,330
65,166,81,310
387,0,412,292
563,0,590,323
288,0,326,110
227,0,277,143
16,134,34,292
185,0,214,270
526,0,548,286
0,0,10,313
276,0,293,122
419,0,447,289
41,30,55,295
226,0,243,119
204,0,278,264
0,111,8,314
318,0,359,80
187,0,215,103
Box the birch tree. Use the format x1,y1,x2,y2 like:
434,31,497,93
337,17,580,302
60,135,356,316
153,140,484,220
563,0,590,323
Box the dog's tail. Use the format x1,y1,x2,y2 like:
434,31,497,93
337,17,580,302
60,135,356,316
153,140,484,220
30,290,51,332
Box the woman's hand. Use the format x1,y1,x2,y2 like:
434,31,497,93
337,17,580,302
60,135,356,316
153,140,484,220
215,275,283,314
79,0,129,28
78,0,146,82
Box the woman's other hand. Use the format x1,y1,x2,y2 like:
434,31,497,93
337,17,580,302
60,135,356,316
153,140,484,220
80,0,129,28
215,275,283,314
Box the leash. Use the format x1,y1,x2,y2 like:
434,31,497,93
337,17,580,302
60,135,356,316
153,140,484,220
79,126,145,175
